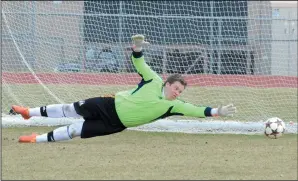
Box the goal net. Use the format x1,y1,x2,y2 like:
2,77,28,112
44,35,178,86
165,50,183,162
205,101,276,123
2,1,297,126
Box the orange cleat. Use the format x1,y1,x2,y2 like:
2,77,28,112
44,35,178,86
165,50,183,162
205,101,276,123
19,133,38,143
11,105,31,120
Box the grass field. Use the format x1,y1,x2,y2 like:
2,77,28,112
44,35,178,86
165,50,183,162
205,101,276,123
2,127,297,180
2,84,297,122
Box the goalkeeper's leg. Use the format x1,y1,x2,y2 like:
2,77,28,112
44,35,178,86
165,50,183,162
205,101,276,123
19,122,83,143
11,103,82,120
19,117,126,143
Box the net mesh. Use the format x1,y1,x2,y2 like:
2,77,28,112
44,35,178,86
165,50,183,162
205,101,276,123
2,1,297,124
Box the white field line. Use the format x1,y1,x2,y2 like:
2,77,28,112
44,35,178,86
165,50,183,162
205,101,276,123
2,115,297,135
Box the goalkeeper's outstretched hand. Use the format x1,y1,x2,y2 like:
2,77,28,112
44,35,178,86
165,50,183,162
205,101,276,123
132,34,150,52
217,104,237,117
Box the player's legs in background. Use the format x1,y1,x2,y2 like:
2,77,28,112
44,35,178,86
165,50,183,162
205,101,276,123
11,103,82,119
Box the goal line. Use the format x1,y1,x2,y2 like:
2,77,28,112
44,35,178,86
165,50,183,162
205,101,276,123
2,115,297,135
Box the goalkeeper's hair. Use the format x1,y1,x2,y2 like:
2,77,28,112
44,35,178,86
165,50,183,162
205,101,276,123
164,74,187,88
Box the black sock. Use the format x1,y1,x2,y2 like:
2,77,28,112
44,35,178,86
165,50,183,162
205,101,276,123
40,106,48,117
47,131,55,142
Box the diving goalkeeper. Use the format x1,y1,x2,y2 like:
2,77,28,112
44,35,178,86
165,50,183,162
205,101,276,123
12,34,236,143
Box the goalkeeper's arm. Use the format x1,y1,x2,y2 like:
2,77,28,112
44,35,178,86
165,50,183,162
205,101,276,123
130,34,161,81
169,99,237,118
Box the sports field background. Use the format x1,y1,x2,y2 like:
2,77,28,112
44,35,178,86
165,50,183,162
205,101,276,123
2,74,297,180
2,83,297,180
2,84,297,180
2,127,297,180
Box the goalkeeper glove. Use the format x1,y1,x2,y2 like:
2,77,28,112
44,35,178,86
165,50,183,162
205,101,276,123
212,104,236,117
132,34,150,52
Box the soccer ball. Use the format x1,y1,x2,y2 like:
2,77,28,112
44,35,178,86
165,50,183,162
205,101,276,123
264,117,286,139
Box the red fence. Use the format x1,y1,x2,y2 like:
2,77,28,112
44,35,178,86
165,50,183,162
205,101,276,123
2,72,297,88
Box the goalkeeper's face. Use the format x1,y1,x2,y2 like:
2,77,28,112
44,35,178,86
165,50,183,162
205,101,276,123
164,81,185,101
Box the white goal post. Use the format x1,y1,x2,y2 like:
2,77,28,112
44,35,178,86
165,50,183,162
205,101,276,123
2,1,297,125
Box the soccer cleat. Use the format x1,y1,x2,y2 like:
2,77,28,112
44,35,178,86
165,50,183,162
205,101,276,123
19,133,38,143
11,105,31,120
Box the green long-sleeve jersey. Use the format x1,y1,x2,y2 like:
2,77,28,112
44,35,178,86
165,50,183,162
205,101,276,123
115,52,212,127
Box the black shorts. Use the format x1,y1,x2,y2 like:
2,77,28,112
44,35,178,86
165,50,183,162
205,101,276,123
73,96,126,138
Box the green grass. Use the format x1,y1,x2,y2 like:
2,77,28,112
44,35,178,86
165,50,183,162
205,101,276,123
2,127,297,180
2,84,297,122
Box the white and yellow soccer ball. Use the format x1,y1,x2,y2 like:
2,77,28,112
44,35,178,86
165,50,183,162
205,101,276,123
264,117,286,139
